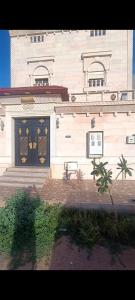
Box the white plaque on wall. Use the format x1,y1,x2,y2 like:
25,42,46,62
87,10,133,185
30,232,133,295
66,162,78,171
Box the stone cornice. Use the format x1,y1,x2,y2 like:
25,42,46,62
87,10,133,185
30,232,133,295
9,30,79,37
27,56,55,64
81,50,112,60
55,103,135,114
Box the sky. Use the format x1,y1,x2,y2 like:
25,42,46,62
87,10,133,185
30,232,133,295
0,30,135,88
0,30,10,87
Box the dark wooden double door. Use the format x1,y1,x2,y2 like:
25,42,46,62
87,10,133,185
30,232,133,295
15,117,50,167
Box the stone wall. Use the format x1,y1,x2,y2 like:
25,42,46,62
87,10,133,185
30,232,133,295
52,112,135,180
10,30,133,93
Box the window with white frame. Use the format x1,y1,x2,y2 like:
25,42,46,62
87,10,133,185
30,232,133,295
87,62,106,88
90,30,106,37
32,66,50,86
87,131,103,157
82,51,111,92
30,35,44,43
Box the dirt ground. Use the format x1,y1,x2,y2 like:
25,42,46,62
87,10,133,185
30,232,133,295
0,236,135,270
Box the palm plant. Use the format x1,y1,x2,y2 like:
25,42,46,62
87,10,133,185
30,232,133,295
116,154,133,180
91,155,134,221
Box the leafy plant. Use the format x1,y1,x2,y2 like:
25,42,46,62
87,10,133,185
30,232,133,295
1,195,135,263
91,155,134,221
0,190,62,267
116,154,133,180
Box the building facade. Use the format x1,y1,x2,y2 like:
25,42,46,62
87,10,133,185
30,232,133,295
0,30,134,180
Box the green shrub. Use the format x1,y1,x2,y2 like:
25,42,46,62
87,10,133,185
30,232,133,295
35,203,62,258
0,190,62,260
1,190,135,262
59,209,101,248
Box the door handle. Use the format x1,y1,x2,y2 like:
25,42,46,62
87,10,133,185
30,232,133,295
33,142,37,149
29,142,33,149
29,142,37,149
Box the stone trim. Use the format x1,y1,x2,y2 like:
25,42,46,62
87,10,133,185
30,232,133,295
9,30,76,37
55,103,135,114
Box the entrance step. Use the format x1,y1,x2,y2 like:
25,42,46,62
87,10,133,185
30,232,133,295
0,176,45,183
6,167,50,173
0,182,43,188
0,167,50,188
3,171,49,178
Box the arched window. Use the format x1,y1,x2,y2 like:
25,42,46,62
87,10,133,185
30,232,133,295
33,66,50,86
87,62,106,88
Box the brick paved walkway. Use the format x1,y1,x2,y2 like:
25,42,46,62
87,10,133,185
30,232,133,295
35,179,135,212
1,236,135,270
1,179,135,211
40,179,135,204
48,236,135,270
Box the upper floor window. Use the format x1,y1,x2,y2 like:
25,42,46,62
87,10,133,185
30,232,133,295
121,92,128,100
30,35,44,43
87,62,106,89
90,30,106,37
34,78,49,86
89,78,104,87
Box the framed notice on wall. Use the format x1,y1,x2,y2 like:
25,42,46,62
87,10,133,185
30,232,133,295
87,131,103,157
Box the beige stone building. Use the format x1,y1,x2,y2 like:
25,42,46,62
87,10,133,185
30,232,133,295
0,30,134,186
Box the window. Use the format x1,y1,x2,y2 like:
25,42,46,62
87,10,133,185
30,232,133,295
30,35,44,43
87,131,103,157
88,78,104,87
90,30,106,37
34,78,49,86
121,92,128,100
90,30,94,37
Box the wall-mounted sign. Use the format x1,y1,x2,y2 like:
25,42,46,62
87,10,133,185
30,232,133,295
87,131,103,157
65,161,78,171
21,97,35,104
126,135,135,144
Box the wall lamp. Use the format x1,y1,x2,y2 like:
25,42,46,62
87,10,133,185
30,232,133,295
91,117,95,128
56,118,59,129
0,119,4,131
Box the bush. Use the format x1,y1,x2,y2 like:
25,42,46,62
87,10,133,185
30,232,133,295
59,209,135,249
1,190,135,263
35,203,62,257
0,190,62,261
59,209,101,248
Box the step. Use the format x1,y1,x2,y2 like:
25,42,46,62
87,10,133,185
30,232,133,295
0,182,43,188
6,167,50,173
0,176,45,183
3,171,49,177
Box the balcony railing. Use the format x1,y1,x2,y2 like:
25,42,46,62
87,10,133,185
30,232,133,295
70,90,135,103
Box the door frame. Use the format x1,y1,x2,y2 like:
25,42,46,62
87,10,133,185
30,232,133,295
14,116,50,167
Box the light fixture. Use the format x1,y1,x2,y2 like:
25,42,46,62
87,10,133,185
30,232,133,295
91,117,95,128
0,119,4,131
56,118,59,128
